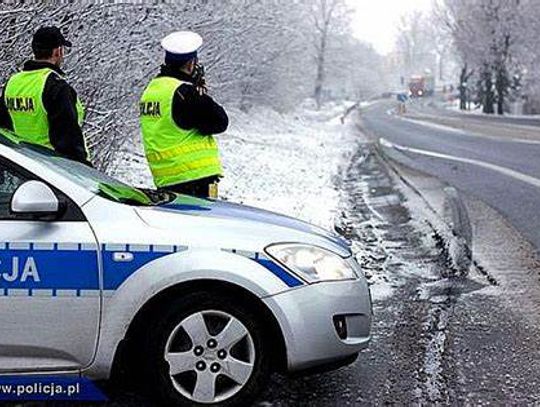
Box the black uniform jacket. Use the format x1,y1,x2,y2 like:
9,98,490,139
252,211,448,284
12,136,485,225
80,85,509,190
157,65,229,135
0,60,89,164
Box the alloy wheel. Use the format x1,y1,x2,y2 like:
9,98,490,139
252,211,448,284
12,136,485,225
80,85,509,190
164,309,256,404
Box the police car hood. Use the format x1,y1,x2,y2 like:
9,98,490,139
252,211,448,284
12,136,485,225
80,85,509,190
135,195,351,256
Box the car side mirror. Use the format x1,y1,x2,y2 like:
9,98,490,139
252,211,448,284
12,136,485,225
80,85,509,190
10,180,60,218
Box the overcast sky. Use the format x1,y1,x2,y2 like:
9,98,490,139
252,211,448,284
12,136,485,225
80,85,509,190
347,0,433,55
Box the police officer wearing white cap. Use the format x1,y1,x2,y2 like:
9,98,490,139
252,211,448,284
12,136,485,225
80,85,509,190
139,31,228,198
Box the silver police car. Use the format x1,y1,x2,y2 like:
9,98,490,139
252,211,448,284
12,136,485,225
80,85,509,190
0,130,371,406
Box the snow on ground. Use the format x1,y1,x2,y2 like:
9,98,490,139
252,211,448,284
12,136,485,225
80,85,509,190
110,99,364,230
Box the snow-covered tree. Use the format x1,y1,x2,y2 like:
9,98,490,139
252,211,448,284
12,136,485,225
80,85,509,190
0,1,386,169
307,0,350,109
438,0,525,114
394,11,438,79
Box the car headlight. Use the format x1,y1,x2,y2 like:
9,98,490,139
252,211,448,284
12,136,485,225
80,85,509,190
265,244,357,283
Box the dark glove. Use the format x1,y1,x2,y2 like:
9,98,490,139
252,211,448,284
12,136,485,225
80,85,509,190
192,63,207,95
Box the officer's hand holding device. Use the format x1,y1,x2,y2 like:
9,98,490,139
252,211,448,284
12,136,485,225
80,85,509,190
192,63,207,95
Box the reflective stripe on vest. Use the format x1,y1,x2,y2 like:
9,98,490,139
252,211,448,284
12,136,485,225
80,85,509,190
4,68,85,150
139,76,223,188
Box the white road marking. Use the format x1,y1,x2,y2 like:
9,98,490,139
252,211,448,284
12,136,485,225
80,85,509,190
399,116,540,145
400,117,467,135
380,138,540,189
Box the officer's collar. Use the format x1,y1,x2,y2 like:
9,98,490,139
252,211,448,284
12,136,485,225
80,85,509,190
158,64,195,84
23,60,65,76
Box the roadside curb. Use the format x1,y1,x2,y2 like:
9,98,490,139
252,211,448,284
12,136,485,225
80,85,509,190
372,139,473,276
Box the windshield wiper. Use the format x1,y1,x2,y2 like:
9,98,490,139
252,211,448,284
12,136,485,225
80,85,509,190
139,188,176,205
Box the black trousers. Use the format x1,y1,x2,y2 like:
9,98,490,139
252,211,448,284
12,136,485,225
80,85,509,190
160,176,219,199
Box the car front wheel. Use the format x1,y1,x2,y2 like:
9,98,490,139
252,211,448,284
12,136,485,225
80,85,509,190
144,291,271,406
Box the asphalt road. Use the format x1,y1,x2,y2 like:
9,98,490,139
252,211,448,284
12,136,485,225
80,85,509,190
360,99,540,253
353,103,540,405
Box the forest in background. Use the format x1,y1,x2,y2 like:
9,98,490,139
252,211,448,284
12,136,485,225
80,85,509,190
391,0,540,115
0,1,386,169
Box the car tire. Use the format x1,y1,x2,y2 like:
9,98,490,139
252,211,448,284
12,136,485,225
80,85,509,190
142,290,272,406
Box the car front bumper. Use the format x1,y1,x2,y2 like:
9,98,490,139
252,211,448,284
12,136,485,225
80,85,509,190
263,277,372,372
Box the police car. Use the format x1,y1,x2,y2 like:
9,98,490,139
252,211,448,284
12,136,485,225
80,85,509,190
0,129,371,406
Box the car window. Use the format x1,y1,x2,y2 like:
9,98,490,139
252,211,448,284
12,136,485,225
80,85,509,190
0,162,30,219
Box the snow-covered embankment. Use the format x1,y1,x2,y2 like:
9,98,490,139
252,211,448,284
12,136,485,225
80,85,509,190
112,100,364,230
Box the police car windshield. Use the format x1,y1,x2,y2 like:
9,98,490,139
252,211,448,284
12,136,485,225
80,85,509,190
0,133,173,206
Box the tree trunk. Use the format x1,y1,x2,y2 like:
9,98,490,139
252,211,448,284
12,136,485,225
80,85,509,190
439,53,444,82
314,34,326,110
481,65,495,114
459,65,468,110
495,67,508,115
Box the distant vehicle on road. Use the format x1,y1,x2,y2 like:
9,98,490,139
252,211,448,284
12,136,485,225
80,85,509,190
408,73,435,97
0,129,372,406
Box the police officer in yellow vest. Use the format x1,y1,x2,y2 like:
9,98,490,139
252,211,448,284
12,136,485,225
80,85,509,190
140,31,228,198
0,26,89,165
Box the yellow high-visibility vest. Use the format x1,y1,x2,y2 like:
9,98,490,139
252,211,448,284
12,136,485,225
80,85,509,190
4,68,84,149
139,76,222,188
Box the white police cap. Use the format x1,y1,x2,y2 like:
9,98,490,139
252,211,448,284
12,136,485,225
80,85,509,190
161,31,202,63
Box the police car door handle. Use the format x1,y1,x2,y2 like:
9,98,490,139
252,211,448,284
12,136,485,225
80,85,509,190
112,252,133,262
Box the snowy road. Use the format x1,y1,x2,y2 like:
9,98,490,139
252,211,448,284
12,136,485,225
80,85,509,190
361,99,540,252
356,101,540,405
